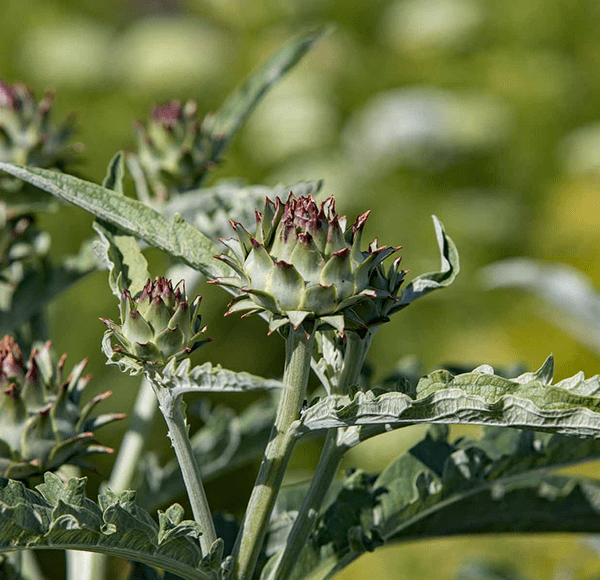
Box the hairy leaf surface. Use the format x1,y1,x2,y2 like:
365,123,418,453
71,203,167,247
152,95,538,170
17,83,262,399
0,164,227,279
0,473,224,580
297,357,600,439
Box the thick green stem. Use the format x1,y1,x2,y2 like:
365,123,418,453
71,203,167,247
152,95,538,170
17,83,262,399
270,430,346,580
232,326,315,580
151,378,217,554
270,329,375,580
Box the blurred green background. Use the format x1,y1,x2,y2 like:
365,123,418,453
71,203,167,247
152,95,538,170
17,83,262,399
2,0,600,578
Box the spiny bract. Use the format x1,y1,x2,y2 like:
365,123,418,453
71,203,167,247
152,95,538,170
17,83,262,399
0,336,122,480
212,193,402,334
133,100,212,202
101,277,209,372
0,80,79,194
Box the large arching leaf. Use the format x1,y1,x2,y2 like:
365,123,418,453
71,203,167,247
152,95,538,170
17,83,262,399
0,163,227,280
296,356,600,439
0,473,224,580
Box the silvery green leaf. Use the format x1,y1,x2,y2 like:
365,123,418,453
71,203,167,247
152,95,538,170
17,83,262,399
92,221,150,298
203,26,328,164
0,164,227,280
297,357,600,439
265,426,600,580
393,215,459,312
102,151,125,194
482,258,600,354
150,358,284,396
0,473,223,580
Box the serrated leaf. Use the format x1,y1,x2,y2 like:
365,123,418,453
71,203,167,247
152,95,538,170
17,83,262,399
482,258,600,355
203,27,328,164
0,164,227,280
149,358,284,396
0,473,222,580
297,358,600,439
266,426,600,580
393,215,459,312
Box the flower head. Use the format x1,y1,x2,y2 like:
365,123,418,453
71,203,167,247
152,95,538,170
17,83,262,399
0,336,121,480
101,277,209,373
133,100,211,201
212,193,401,334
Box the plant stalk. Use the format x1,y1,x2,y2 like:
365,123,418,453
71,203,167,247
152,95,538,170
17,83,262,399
270,329,375,580
151,379,217,554
232,325,316,580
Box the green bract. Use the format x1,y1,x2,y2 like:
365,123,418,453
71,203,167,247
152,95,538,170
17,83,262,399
0,80,79,194
101,277,209,373
212,193,401,334
134,100,211,201
0,335,121,480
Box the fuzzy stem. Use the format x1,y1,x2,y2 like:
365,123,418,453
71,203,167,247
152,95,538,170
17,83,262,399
232,326,316,580
270,329,375,580
151,380,217,554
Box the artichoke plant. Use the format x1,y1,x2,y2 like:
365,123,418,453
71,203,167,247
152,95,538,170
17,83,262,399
101,277,209,373
212,193,401,334
133,100,211,202
0,335,122,480
0,80,79,195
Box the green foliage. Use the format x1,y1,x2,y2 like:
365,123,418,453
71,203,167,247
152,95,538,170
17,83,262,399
0,472,225,580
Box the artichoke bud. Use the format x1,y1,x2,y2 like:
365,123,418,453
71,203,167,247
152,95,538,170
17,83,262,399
0,80,80,195
102,277,209,372
134,100,212,201
0,336,122,481
212,193,401,334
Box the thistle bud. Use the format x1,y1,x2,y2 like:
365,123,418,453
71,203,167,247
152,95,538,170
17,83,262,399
101,277,209,372
0,80,80,194
134,100,211,201
0,336,122,480
212,193,401,334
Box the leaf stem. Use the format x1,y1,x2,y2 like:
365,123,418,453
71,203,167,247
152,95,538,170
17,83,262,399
270,329,374,580
232,325,316,580
149,374,217,554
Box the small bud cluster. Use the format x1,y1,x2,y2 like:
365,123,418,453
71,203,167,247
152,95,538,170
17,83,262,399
212,193,403,335
0,80,80,193
0,336,121,480
134,100,212,201
102,277,209,371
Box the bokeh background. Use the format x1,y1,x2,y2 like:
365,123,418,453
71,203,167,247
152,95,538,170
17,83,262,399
2,0,600,578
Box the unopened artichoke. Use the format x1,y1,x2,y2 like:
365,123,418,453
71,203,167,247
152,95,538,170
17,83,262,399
101,277,209,373
0,335,122,480
212,193,401,334
133,100,211,201
0,80,79,194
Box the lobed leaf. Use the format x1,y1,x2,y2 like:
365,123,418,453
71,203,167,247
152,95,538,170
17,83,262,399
150,358,284,396
0,163,227,280
0,473,224,580
297,356,600,439
265,426,600,580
